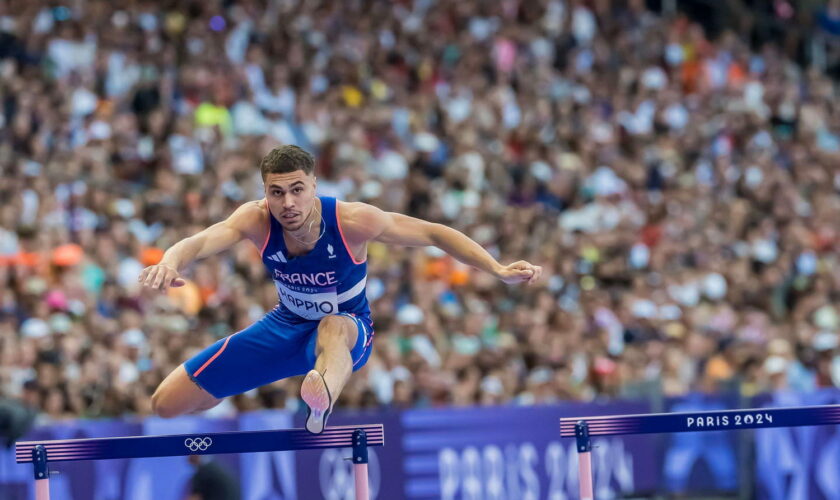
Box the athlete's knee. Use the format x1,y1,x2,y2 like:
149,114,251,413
317,315,355,349
318,314,350,332
151,387,179,418
151,384,193,419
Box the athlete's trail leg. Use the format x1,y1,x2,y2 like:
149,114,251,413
301,314,357,433
152,365,221,418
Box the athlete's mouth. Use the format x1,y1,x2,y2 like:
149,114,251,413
282,213,299,220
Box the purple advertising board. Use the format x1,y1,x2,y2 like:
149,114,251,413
2,392,839,499
295,401,656,499
0,416,238,500
293,410,404,500
754,390,840,500
660,393,742,495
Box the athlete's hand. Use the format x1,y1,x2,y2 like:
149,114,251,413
138,264,186,291
495,260,543,285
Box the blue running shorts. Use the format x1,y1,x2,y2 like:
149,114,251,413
184,310,374,398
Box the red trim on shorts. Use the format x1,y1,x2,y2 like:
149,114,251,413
192,336,232,377
336,202,366,265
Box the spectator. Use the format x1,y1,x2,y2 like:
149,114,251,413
187,455,240,500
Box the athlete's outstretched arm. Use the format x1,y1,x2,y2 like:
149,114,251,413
341,202,542,285
139,201,264,291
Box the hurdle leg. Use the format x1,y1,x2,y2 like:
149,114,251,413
32,445,50,500
575,421,594,500
351,429,369,500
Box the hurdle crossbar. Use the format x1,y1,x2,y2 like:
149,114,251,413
16,424,384,500
560,404,840,500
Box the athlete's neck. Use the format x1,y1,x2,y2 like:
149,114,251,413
285,198,322,247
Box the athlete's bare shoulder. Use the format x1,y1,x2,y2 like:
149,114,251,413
226,199,269,244
336,200,365,218
336,201,389,244
336,201,369,233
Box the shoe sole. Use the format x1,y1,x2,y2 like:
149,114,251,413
301,370,331,434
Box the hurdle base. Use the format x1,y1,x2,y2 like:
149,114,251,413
33,444,50,500
354,463,369,499
575,421,594,500
578,451,593,500
352,428,370,500
35,478,50,500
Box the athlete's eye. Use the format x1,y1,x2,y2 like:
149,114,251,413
272,190,282,196
293,187,303,194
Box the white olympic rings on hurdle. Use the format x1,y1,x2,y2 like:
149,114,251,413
184,437,213,452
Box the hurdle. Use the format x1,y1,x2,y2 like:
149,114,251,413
16,423,384,500
560,404,840,500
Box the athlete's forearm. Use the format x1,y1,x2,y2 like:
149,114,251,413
429,225,503,277
159,219,246,270
159,235,204,271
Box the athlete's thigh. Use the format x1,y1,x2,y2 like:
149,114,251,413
153,364,219,416
184,312,317,398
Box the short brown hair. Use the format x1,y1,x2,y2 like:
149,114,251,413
260,145,315,179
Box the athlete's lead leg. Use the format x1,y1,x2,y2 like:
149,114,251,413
314,314,357,397
301,314,358,433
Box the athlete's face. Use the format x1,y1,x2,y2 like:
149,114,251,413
264,170,317,231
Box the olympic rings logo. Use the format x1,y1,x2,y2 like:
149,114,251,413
184,437,213,452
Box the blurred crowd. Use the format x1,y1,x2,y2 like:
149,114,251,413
2,0,840,423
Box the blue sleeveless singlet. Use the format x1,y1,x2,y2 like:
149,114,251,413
183,196,374,398
260,196,370,322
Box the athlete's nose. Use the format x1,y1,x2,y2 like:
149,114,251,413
282,193,295,210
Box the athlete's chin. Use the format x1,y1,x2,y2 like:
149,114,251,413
281,220,304,231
